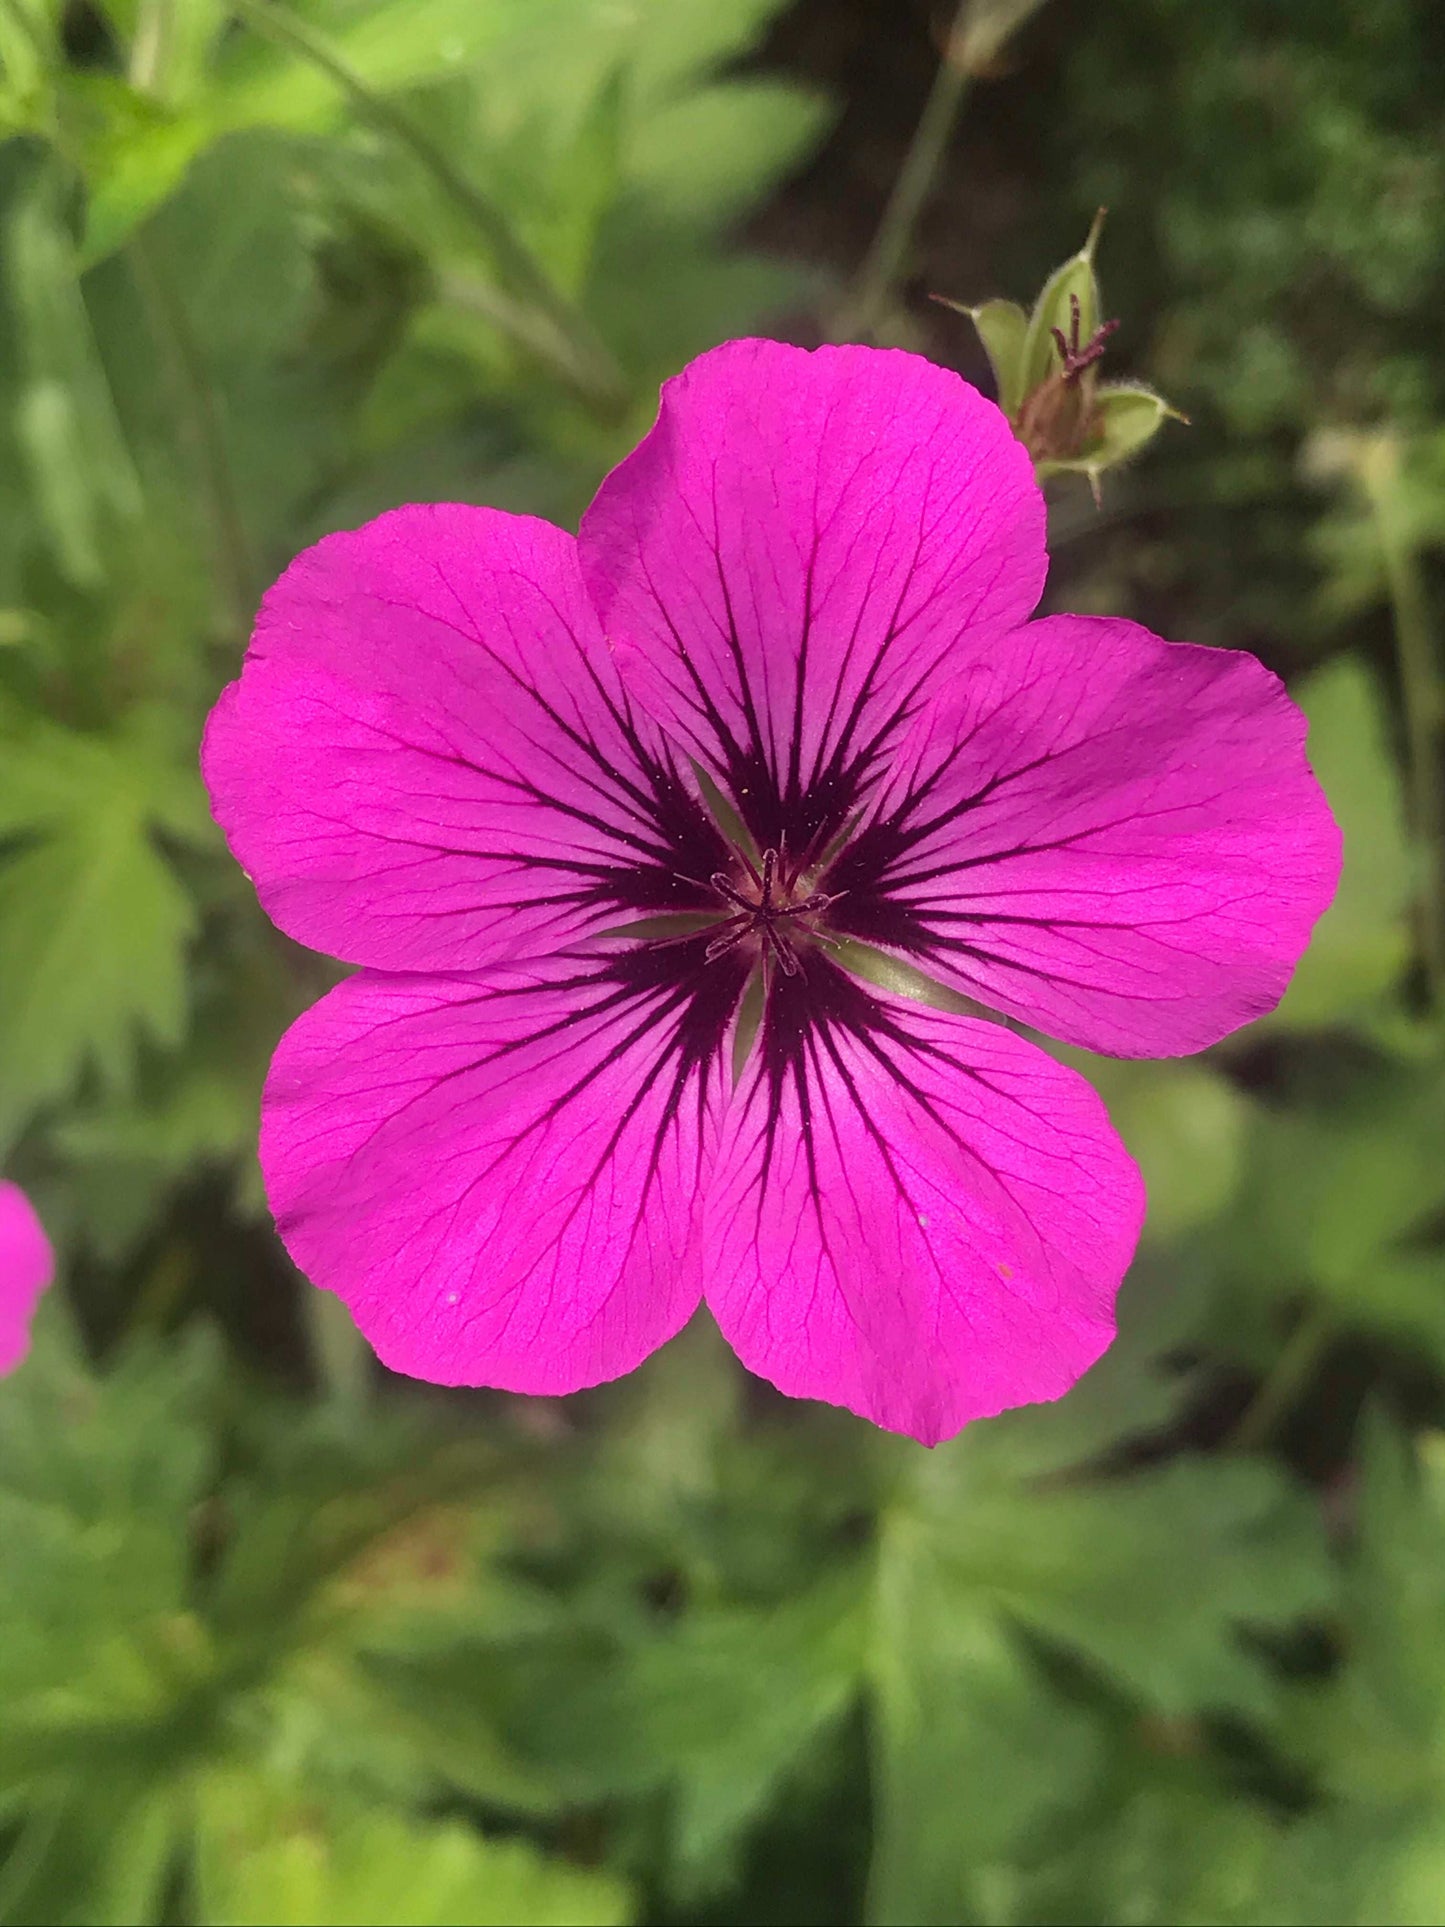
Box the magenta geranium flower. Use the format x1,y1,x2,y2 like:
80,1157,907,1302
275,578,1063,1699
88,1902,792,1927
202,340,1339,1444
0,1182,54,1376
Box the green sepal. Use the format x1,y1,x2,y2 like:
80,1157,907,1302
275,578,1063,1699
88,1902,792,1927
1020,206,1106,394
935,295,1029,415
1089,379,1187,461
1035,380,1186,497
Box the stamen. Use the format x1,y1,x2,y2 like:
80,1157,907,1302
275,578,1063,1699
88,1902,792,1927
710,872,756,913
1050,293,1120,383
701,846,840,976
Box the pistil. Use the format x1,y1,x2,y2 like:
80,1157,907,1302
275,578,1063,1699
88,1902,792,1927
704,847,844,977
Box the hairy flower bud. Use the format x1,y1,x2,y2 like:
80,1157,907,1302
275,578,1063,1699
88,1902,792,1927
936,211,1185,499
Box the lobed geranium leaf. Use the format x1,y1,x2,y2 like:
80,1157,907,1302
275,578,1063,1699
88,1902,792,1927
866,1520,1102,1926
864,1444,1332,1923
192,1768,633,1927
1219,1054,1445,1367
0,1309,219,1806
0,721,197,1146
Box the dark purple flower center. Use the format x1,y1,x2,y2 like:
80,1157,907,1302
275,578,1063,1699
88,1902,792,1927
703,847,845,978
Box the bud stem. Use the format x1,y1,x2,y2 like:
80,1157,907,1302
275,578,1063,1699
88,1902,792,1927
829,0,973,344
1362,443,1445,1008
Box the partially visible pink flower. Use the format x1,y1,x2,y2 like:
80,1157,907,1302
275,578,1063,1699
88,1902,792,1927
202,339,1340,1444
0,1182,53,1376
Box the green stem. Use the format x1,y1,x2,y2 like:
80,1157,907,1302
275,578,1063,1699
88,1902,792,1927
306,1286,372,1416
128,0,175,93
229,0,626,414
1362,442,1445,1008
128,230,256,635
829,0,973,343
1230,1304,1333,1453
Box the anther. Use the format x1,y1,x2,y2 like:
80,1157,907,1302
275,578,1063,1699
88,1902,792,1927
1050,293,1120,383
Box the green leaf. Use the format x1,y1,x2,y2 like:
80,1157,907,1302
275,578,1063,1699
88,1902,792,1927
216,0,525,136
4,177,143,587
1010,1756,1291,1927
1245,1417,1445,1925
1068,1054,1249,1243
867,1513,1100,1925
79,0,527,261
0,1776,185,1927
626,1569,867,1887
1228,1059,1445,1315
628,78,831,231
192,1771,633,1927
0,1311,220,1789
864,1439,1331,1920
0,722,195,1144
78,104,213,271
917,1451,1331,1720
1270,655,1412,1025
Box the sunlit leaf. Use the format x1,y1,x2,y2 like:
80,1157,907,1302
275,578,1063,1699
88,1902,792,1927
192,1770,633,1927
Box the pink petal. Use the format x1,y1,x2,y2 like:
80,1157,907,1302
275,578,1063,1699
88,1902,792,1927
704,962,1144,1445
203,505,729,972
0,1181,53,1376
829,616,1342,1056
579,339,1045,862
260,942,747,1392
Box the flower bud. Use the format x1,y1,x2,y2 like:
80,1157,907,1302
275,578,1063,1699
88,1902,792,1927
936,211,1185,498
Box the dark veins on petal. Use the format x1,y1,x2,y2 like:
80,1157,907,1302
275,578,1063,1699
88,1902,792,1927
493,935,753,1206
527,683,735,923
515,608,1021,1181
820,755,1053,969
646,517,955,869
740,954,981,1218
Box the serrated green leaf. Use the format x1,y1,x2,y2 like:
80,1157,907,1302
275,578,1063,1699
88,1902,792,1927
918,1451,1331,1719
0,808,193,1143
1229,1060,1445,1310
1248,1417,1445,1925
0,718,199,1141
1009,1757,1291,1927
863,1440,1331,1922
867,1513,1101,1926
192,1771,633,1927
629,1569,867,1885
0,1311,219,1785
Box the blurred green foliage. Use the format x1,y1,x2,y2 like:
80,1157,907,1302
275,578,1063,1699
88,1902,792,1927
1,0,1444,1922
